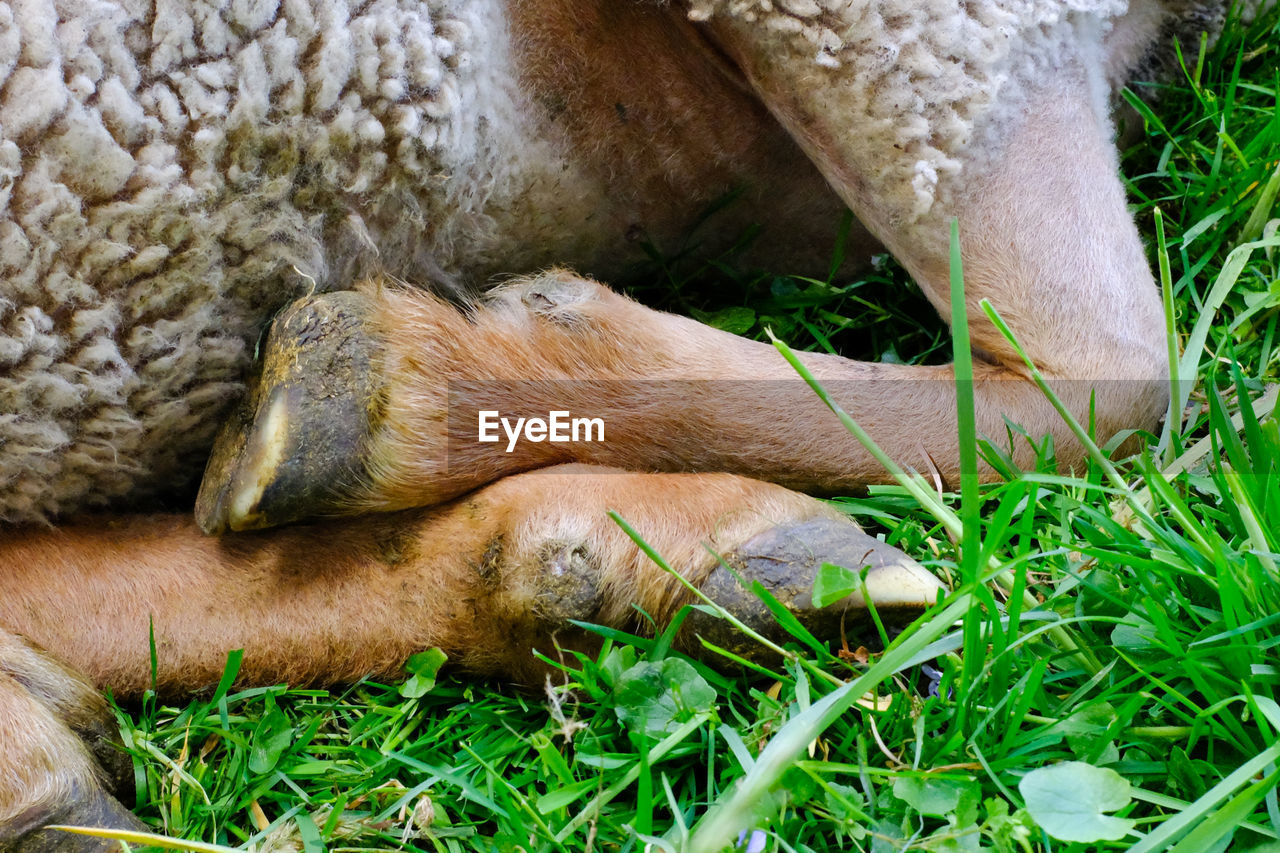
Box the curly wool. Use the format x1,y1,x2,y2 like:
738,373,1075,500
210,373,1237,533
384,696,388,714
686,0,1131,225
0,0,502,521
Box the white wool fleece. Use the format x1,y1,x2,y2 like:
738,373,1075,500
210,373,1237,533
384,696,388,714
0,0,504,521
687,0,1129,226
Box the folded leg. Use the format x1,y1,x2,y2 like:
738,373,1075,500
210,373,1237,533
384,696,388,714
0,630,142,853
6,466,941,696
192,3,1167,532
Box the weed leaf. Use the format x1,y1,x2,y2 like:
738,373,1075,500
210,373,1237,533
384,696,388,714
399,648,448,698
1019,761,1135,842
812,562,859,608
248,701,295,774
613,658,716,738
893,776,977,817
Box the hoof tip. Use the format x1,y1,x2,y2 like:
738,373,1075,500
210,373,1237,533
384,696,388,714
687,516,943,658
196,291,385,534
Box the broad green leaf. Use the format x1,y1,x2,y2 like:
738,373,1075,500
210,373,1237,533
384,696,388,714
1112,615,1160,654
819,778,870,819
399,648,448,698
1168,746,1208,801
893,776,975,817
248,701,295,774
812,562,859,608
613,658,716,738
698,306,756,335
1058,701,1119,764
822,782,867,837
1019,762,1135,843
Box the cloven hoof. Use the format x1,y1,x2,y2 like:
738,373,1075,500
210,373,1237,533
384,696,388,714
195,291,386,534
4,782,145,853
684,516,944,659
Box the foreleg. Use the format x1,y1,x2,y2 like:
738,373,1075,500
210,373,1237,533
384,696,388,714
6,466,940,695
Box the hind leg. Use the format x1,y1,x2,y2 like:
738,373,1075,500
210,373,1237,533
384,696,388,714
192,4,1169,535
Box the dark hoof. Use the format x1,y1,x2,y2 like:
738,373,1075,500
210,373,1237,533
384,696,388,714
196,291,387,533
65,714,134,809
5,783,145,853
685,516,943,658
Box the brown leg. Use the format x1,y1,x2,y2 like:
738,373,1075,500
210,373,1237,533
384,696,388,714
3,466,938,843
194,4,1166,534
4,466,939,696
198,265,1163,534
0,631,142,853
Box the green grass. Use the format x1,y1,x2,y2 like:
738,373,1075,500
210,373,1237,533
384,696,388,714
107,8,1279,852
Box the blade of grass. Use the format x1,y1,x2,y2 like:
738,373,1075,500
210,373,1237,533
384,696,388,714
1241,160,1280,241
1124,384,1280,516
1154,208,1187,462
1129,741,1280,852
947,220,994,737
948,221,981,575
682,592,976,853
1178,235,1280,412
768,329,1100,674
48,826,242,853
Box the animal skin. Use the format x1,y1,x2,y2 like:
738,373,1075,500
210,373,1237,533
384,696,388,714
0,0,1217,848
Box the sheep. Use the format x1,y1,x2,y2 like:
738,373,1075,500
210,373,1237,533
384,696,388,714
0,0,1221,849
